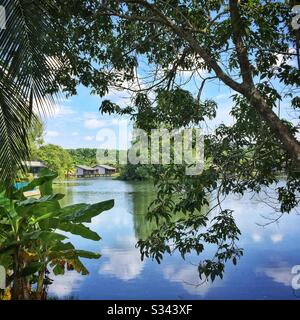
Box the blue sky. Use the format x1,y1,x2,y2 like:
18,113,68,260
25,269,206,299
43,77,237,150
42,53,298,150
42,85,134,150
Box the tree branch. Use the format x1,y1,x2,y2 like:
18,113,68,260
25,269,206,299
229,0,254,85
102,0,300,164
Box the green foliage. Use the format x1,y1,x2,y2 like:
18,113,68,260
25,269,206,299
37,144,74,179
138,210,243,281
67,148,125,170
0,0,68,187
0,168,114,299
2,0,300,284
67,148,98,167
118,163,154,181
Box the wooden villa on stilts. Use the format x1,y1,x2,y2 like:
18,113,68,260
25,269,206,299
75,164,116,178
75,165,98,178
93,164,116,176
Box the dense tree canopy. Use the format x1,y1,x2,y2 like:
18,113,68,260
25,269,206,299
2,0,300,280
67,148,97,167
52,0,300,161
37,144,73,179
46,0,300,279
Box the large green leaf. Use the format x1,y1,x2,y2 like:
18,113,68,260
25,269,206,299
50,241,75,252
16,201,61,218
58,203,87,218
0,252,13,270
22,230,67,242
0,241,19,254
51,255,89,276
52,264,65,275
57,222,101,241
49,248,100,260
38,217,60,230
0,192,13,211
15,194,63,217
21,262,45,277
75,250,101,259
0,205,9,218
16,193,64,207
39,168,57,196
61,199,114,223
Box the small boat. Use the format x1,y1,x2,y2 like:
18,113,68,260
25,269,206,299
23,190,41,197
15,181,41,197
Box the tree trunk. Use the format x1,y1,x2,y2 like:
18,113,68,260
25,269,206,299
34,269,46,300
243,86,300,165
11,247,30,300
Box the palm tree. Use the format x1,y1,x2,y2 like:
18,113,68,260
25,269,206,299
0,0,65,187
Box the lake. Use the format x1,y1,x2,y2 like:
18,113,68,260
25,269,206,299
51,178,300,300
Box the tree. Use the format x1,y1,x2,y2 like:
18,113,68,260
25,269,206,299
67,148,97,167
51,0,300,163
0,0,69,187
37,144,74,179
0,169,114,300
46,0,300,280
3,0,299,280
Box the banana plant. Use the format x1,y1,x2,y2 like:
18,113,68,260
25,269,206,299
0,169,114,300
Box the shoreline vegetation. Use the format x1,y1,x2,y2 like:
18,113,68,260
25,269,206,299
23,144,289,183
23,144,152,182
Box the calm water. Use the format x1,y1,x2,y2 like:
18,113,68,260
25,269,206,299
50,178,300,300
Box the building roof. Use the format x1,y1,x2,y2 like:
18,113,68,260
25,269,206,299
22,161,46,168
93,164,116,170
75,165,97,171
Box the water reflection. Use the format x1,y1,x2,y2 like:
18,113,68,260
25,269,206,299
51,178,300,299
162,265,216,296
258,264,293,287
48,271,84,298
99,236,145,281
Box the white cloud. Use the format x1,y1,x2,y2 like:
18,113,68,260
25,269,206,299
270,234,283,243
273,48,297,70
100,70,146,108
48,271,84,298
111,118,130,125
258,266,292,287
84,135,94,141
99,236,144,281
275,53,284,68
103,90,132,108
84,118,107,129
92,207,132,228
72,131,79,136
46,130,59,137
163,264,217,296
252,233,263,242
35,103,75,119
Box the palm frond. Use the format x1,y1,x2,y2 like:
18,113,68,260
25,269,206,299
0,67,31,185
0,0,64,187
